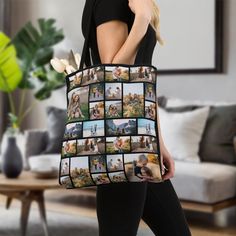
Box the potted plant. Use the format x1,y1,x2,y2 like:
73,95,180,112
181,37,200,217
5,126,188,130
0,18,65,177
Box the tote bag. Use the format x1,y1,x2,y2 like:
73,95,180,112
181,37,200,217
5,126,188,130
58,1,163,189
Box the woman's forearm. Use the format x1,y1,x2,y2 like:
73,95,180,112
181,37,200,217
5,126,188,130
112,15,150,64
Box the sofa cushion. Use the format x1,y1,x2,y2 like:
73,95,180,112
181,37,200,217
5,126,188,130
158,106,210,162
164,104,236,165
171,160,236,203
41,106,67,154
199,105,236,165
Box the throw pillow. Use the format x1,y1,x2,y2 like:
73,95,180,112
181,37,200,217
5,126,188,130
158,106,210,162
41,106,67,154
199,105,236,165
164,104,236,165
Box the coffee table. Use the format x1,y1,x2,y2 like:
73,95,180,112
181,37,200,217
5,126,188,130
0,170,63,236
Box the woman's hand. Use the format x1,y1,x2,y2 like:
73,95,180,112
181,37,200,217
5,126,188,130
128,0,153,22
160,143,175,181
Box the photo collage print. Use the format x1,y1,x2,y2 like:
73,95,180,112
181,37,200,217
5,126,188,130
59,65,162,188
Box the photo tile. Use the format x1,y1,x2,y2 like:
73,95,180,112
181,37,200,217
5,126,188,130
105,100,122,118
77,138,105,155
70,156,94,187
89,101,104,120
61,140,76,157
91,173,111,185
108,171,128,183
64,122,82,139
105,66,129,82
60,158,70,175
106,136,131,154
130,66,154,83
145,101,156,120
67,86,89,121
138,118,156,136
89,155,107,173
60,176,73,188
89,83,104,101
105,83,122,100
145,83,156,102
123,83,144,117
81,66,104,85
106,154,124,172
106,118,136,136
131,136,158,153
83,120,105,137
124,153,162,182
69,71,82,90
151,67,157,83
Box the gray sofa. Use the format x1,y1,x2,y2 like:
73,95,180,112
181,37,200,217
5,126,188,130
23,97,236,212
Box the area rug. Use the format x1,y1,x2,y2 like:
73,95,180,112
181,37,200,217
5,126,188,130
0,204,154,236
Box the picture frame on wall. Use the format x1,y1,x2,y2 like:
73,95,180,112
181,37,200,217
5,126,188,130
155,0,223,74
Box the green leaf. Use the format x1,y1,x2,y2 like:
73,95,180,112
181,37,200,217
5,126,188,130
12,18,64,89
0,32,22,92
34,66,65,100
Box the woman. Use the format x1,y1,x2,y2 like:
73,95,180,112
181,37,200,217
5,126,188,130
82,0,192,235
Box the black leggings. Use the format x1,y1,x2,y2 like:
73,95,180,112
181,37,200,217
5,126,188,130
96,179,192,236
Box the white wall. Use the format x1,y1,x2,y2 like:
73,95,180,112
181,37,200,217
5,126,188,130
9,0,236,129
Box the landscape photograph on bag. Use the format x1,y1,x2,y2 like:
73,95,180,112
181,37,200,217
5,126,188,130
59,64,163,188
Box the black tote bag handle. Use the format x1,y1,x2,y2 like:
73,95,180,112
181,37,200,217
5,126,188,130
79,0,97,70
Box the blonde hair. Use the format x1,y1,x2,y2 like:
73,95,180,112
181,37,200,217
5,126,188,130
150,0,165,46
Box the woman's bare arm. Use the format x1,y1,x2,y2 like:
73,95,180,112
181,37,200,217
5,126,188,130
96,15,150,64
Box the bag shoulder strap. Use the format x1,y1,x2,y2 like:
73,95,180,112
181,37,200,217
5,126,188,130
79,0,97,70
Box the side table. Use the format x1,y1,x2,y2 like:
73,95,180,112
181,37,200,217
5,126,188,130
0,170,63,236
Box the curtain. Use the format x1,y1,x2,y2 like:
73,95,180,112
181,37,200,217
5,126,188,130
0,0,11,140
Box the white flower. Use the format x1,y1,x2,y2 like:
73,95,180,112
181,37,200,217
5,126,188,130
65,65,76,74
50,58,66,73
60,59,69,67
74,53,81,68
